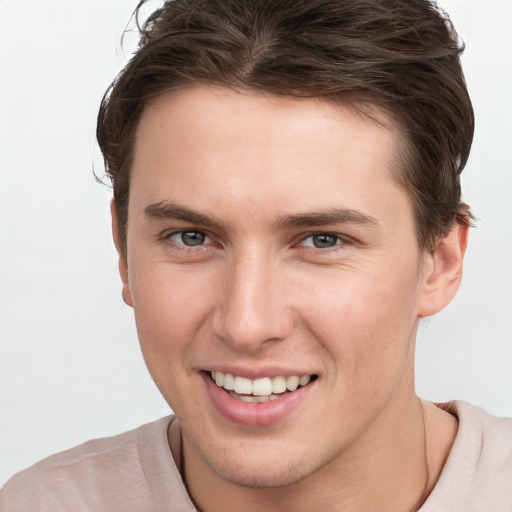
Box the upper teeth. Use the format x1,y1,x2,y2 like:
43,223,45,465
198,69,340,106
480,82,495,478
211,371,312,396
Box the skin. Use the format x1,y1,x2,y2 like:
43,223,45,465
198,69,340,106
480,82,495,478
113,86,466,511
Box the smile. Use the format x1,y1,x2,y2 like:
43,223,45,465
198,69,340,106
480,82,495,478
210,371,315,403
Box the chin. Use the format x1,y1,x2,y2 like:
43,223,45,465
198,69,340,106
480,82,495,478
199,442,325,489
213,461,310,489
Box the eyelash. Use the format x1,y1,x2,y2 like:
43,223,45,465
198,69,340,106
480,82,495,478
161,229,352,254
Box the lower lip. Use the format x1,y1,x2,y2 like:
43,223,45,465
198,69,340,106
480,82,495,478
202,373,314,427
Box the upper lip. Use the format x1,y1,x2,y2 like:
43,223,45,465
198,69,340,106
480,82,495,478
201,366,317,380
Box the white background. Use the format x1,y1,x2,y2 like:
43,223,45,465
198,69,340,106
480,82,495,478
0,0,511,486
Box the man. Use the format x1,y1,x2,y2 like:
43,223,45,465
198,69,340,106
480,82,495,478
1,0,511,510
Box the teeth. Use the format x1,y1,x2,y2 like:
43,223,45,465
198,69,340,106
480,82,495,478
234,376,252,394
272,376,287,394
211,371,314,397
230,392,280,403
286,375,300,391
239,395,258,403
223,373,235,390
253,377,272,396
299,375,311,386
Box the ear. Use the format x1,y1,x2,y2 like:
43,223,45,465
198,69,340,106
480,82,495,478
418,222,469,318
110,199,134,308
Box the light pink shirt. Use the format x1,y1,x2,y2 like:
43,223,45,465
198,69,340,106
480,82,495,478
1,401,511,511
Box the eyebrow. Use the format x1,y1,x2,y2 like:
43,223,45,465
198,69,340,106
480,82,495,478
144,201,226,229
144,201,379,230
274,208,379,229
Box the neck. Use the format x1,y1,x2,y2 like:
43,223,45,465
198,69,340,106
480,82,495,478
172,394,457,512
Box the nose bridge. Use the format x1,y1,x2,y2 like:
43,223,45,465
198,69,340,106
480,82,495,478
214,244,292,350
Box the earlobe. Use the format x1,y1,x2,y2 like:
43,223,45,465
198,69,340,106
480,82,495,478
110,199,134,308
418,222,469,318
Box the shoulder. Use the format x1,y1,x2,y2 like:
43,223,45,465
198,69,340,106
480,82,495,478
0,416,176,512
422,401,512,512
441,400,512,464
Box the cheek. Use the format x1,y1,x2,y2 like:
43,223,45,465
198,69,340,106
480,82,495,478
300,267,420,381
128,263,217,418
129,262,216,359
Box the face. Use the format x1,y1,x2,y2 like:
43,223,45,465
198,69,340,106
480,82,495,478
119,86,437,487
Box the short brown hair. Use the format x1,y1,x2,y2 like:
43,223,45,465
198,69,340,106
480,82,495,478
97,0,474,252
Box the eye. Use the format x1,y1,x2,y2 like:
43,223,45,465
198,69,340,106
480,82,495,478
169,230,211,247
300,233,343,249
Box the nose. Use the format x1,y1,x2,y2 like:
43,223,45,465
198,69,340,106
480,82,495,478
211,248,294,352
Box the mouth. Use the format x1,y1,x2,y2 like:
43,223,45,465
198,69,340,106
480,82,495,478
208,370,318,403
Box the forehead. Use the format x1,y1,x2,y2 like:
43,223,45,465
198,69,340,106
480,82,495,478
129,86,412,229
136,87,397,156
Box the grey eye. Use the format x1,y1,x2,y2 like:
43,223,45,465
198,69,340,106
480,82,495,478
170,230,209,246
301,234,341,249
